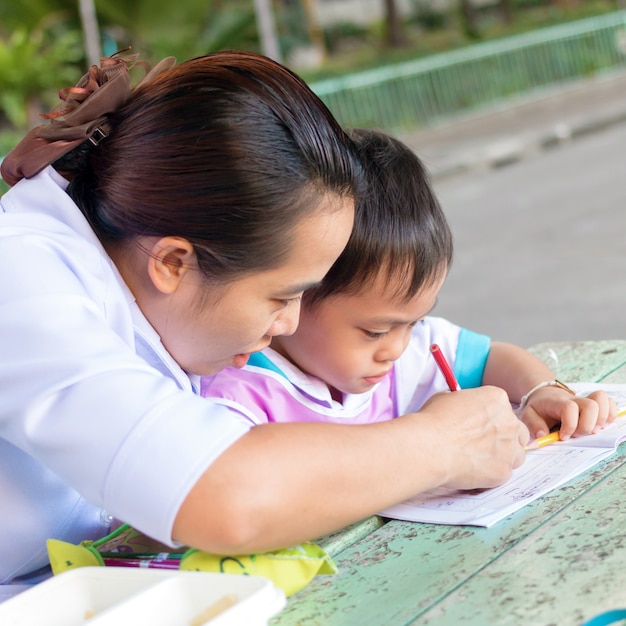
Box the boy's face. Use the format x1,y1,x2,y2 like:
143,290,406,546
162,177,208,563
272,271,446,397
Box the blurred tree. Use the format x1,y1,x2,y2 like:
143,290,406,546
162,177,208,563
78,0,101,65
0,0,78,31
384,0,408,47
300,0,327,60
290,0,328,66
499,0,514,24
253,0,281,60
274,0,326,67
459,0,480,38
95,0,258,63
0,0,261,66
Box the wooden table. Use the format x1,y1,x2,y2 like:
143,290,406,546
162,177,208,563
272,340,626,626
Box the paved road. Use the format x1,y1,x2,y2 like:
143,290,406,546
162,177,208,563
394,69,626,349
433,121,626,349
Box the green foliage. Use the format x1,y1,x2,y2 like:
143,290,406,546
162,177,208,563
0,0,79,31
275,1,311,59
0,130,15,192
0,0,261,64
409,0,448,31
299,0,620,82
0,16,83,130
0,0,620,137
197,7,258,54
323,21,372,55
95,0,259,64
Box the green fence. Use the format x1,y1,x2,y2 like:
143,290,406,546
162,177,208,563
310,11,626,133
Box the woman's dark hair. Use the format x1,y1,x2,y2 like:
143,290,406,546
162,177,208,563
304,128,453,307
63,51,363,281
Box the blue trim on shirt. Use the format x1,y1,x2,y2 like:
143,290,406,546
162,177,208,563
247,352,289,380
454,329,491,389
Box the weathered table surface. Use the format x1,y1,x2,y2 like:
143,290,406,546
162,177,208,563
272,340,626,626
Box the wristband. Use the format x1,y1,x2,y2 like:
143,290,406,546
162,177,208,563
518,379,576,412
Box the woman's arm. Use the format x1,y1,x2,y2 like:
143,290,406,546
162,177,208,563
173,385,527,554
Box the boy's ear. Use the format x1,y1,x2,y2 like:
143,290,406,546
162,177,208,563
145,237,197,294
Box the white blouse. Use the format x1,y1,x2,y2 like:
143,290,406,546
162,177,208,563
0,167,251,582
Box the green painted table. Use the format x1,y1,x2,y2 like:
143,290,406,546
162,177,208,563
272,340,626,626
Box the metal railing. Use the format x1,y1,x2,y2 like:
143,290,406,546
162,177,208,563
310,11,626,132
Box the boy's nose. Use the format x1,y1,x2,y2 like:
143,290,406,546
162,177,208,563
376,337,406,363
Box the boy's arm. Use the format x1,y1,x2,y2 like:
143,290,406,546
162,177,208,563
483,341,616,439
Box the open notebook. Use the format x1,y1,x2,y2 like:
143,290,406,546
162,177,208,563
381,383,626,528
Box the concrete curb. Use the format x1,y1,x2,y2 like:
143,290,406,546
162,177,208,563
430,107,626,181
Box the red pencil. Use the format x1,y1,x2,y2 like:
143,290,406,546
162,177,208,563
430,343,461,391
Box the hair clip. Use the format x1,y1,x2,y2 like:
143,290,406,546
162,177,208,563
0,53,176,187
88,126,109,146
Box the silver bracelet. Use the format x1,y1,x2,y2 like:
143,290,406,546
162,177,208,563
518,379,577,412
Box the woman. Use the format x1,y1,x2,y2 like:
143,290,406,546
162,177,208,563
0,50,528,586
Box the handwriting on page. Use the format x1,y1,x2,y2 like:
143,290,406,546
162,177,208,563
399,448,604,517
380,383,626,527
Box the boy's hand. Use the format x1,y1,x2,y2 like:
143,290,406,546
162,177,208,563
520,389,617,441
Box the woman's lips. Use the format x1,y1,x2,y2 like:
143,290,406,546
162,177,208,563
232,353,251,369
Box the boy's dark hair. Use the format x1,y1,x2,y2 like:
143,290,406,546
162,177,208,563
304,128,453,307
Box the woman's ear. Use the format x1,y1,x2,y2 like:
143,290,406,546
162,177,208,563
145,237,197,294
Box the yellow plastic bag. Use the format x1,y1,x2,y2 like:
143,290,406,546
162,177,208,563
180,543,336,597
47,523,336,597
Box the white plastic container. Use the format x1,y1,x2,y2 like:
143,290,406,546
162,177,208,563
0,567,286,625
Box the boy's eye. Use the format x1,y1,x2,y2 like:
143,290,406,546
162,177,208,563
364,320,423,339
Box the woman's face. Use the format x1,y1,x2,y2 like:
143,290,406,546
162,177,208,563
149,195,354,376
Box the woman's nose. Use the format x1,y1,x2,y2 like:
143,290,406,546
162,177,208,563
267,301,301,337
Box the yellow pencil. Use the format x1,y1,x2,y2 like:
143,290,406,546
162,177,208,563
526,406,626,450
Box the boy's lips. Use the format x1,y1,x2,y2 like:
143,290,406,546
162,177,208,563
363,371,390,385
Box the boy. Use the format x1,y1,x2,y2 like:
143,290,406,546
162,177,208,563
202,129,614,441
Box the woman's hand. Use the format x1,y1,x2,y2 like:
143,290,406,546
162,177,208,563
418,386,529,490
